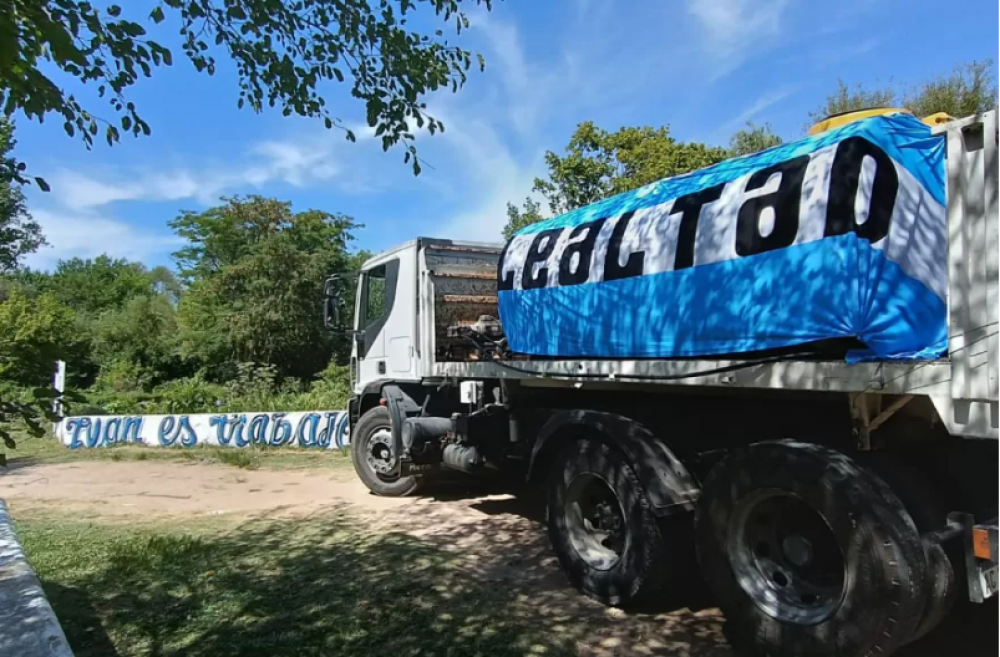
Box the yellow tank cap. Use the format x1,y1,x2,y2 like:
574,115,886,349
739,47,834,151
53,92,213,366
808,107,912,136
920,112,956,127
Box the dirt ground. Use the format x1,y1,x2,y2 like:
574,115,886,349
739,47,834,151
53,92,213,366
2,459,994,657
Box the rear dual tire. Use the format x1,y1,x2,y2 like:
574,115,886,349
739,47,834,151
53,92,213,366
695,442,929,657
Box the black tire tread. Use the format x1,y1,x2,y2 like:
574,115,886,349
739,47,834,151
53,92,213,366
547,439,667,607
695,441,927,657
351,406,425,497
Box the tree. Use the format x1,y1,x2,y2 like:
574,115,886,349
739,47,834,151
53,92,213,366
808,80,896,125
2,0,493,183
0,289,77,387
536,123,730,216
505,122,729,235
902,60,998,119
810,60,997,125
91,294,183,387
503,197,544,240
729,122,783,157
0,288,78,460
37,256,159,314
172,196,359,379
0,118,45,271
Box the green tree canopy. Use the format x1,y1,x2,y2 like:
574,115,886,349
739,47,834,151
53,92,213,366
809,60,997,125
37,255,159,314
91,294,183,386
2,0,493,184
172,196,359,379
0,289,76,387
503,197,544,241
729,122,783,158
0,118,45,270
504,122,729,237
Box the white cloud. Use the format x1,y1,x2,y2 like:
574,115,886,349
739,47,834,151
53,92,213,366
712,87,796,141
687,0,790,77
24,209,183,270
52,134,343,211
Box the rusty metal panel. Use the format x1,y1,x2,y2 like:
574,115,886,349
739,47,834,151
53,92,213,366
424,245,504,362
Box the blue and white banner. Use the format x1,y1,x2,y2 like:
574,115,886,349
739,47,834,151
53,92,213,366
56,411,351,450
498,113,947,361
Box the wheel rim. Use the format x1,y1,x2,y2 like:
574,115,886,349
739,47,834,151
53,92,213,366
728,489,847,625
365,428,398,482
564,473,628,571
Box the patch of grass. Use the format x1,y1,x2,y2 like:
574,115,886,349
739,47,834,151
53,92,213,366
6,435,353,473
214,448,259,470
15,511,574,657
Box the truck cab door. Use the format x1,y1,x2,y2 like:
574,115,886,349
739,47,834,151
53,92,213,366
357,260,396,384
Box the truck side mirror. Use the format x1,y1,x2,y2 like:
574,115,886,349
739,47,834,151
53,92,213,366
324,274,352,332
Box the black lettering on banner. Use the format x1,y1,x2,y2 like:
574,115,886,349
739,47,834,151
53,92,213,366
603,211,645,282
521,228,563,290
735,155,810,256
497,241,515,291
671,183,725,270
558,217,608,286
824,137,897,243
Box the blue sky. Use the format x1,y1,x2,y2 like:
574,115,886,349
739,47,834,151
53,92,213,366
15,0,998,270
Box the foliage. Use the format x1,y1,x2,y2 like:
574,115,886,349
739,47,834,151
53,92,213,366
173,196,359,379
901,60,999,119
533,122,730,216
504,122,729,236
2,0,493,183
0,289,77,386
144,374,228,415
808,80,897,125
502,197,544,240
91,294,183,384
809,60,998,125
38,255,166,314
0,118,45,271
0,289,80,458
729,122,783,157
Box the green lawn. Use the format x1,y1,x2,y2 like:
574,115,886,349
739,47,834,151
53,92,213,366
16,511,573,657
7,435,355,472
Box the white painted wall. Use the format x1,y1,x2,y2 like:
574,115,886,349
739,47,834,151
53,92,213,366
54,411,350,450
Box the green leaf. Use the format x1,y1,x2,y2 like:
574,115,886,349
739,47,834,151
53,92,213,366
108,5,122,17
35,177,51,192
150,6,165,23
31,387,57,399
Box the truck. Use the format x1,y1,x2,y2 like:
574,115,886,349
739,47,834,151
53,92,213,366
323,109,998,657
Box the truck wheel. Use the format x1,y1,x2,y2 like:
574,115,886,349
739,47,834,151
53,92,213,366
351,406,426,497
547,438,666,607
859,459,957,643
695,442,927,657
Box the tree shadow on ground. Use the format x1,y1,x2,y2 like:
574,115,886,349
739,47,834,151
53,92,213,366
32,471,991,657
33,498,731,657
386,475,997,657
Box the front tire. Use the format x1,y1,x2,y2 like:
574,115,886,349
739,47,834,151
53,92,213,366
547,438,667,607
695,442,927,657
351,406,426,497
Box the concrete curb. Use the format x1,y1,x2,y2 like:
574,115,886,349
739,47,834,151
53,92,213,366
0,499,74,656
